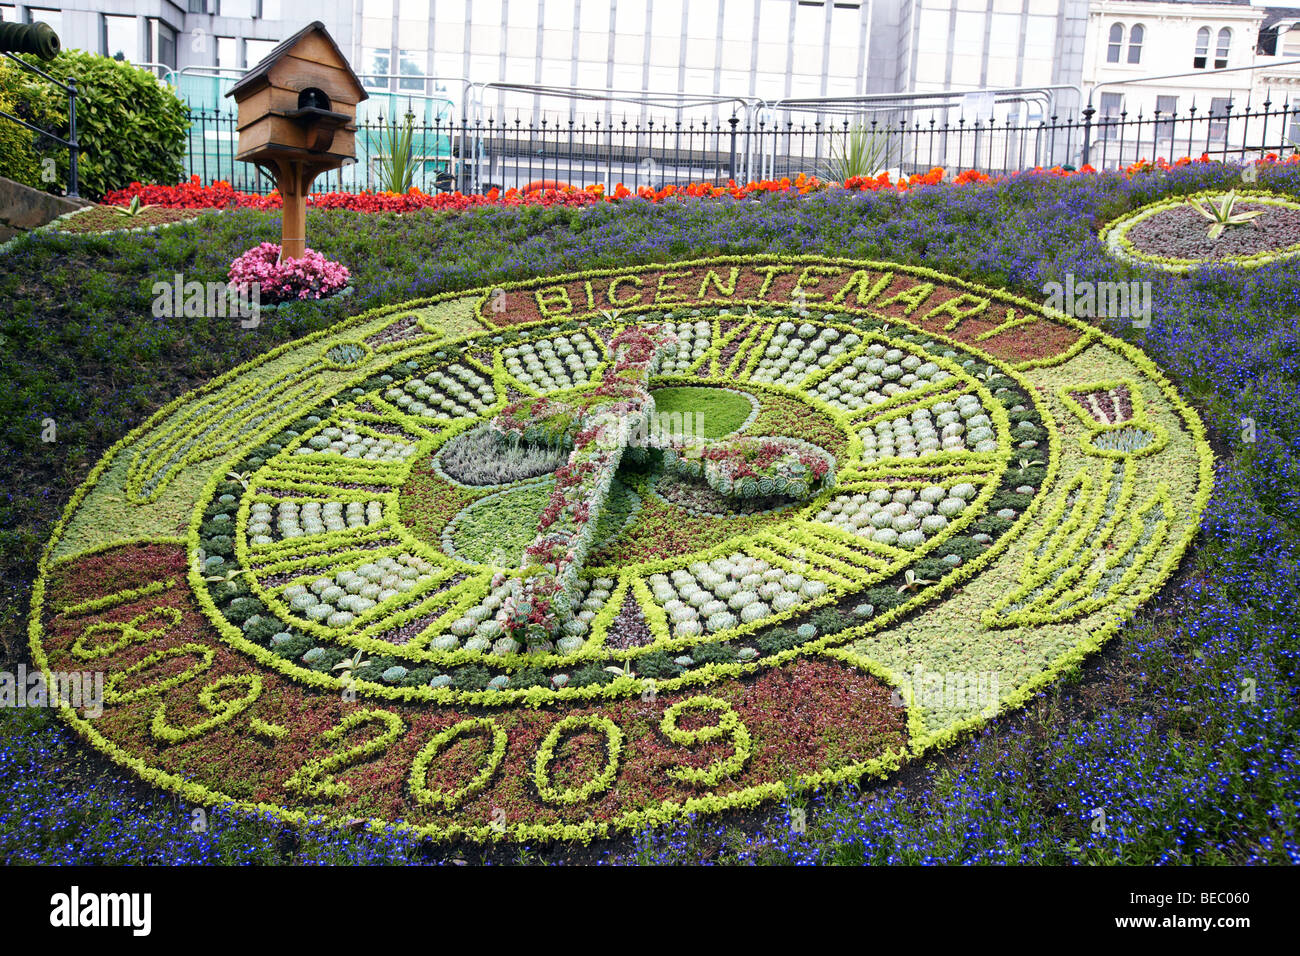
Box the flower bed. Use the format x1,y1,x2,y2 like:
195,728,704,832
664,435,835,500
50,204,209,235
27,252,1212,844
99,153,1300,217
1101,189,1300,271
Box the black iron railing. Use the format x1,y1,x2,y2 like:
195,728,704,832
0,23,79,198
182,100,1300,196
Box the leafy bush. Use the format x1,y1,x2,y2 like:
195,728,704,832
0,59,63,189
0,51,188,198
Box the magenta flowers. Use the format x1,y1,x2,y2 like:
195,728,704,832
228,242,351,304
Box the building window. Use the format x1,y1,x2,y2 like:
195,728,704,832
245,39,278,68
103,14,138,62
216,36,239,68
1127,24,1144,64
25,7,62,34
1106,23,1123,64
1284,27,1300,57
188,1,207,13
1,3,18,20
1099,91,1124,140
398,49,425,91
220,0,255,17
1215,28,1231,69
362,48,392,90
1209,96,1231,142
1194,26,1209,69
1156,94,1178,139
149,19,177,70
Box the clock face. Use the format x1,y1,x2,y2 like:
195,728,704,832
31,256,1212,842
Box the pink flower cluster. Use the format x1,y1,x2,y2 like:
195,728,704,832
227,243,351,304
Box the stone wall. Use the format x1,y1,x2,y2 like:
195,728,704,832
0,175,91,242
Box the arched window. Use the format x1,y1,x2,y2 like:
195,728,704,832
1107,22,1124,63
1216,27,1231,68
1194,26,1210,68
1127,23,1144,64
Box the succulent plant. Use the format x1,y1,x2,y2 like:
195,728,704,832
556,635,585,655
706,611,738,632
1188,190,1264,240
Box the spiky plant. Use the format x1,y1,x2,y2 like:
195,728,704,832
368,110,417,194
823,123,897,183
331,648,370,681
1188,190,1264,239
114,195,143,218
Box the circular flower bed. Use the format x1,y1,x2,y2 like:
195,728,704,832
1101,189,1300,271
29,255,1212,843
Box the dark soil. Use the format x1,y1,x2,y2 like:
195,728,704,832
1126,200,1300,261
53,205,208,234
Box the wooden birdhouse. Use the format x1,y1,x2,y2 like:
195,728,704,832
226,21,367,260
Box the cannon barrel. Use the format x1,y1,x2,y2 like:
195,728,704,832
0,21,60,60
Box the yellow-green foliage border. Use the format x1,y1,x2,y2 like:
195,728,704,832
1099,188,1300,272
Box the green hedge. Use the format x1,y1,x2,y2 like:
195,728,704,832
0,51,188,200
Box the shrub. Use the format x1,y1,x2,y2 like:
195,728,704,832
635,652,683,680
570,664,615,687
449,666,491,691
0,51,188,198
0,59,62,189
691,642,738,665
507,666,549,689
756,629,801,656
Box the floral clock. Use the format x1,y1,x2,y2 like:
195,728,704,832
30,256,1213,841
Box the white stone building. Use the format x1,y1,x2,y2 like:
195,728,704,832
4,2,1088,118
1083,1,1300,160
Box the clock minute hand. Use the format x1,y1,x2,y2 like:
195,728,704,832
486,325,679,650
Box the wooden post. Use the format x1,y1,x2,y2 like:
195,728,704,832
275,160,327,261
277,160,307,261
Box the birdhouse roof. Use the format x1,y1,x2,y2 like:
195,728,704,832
226,21,368,103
